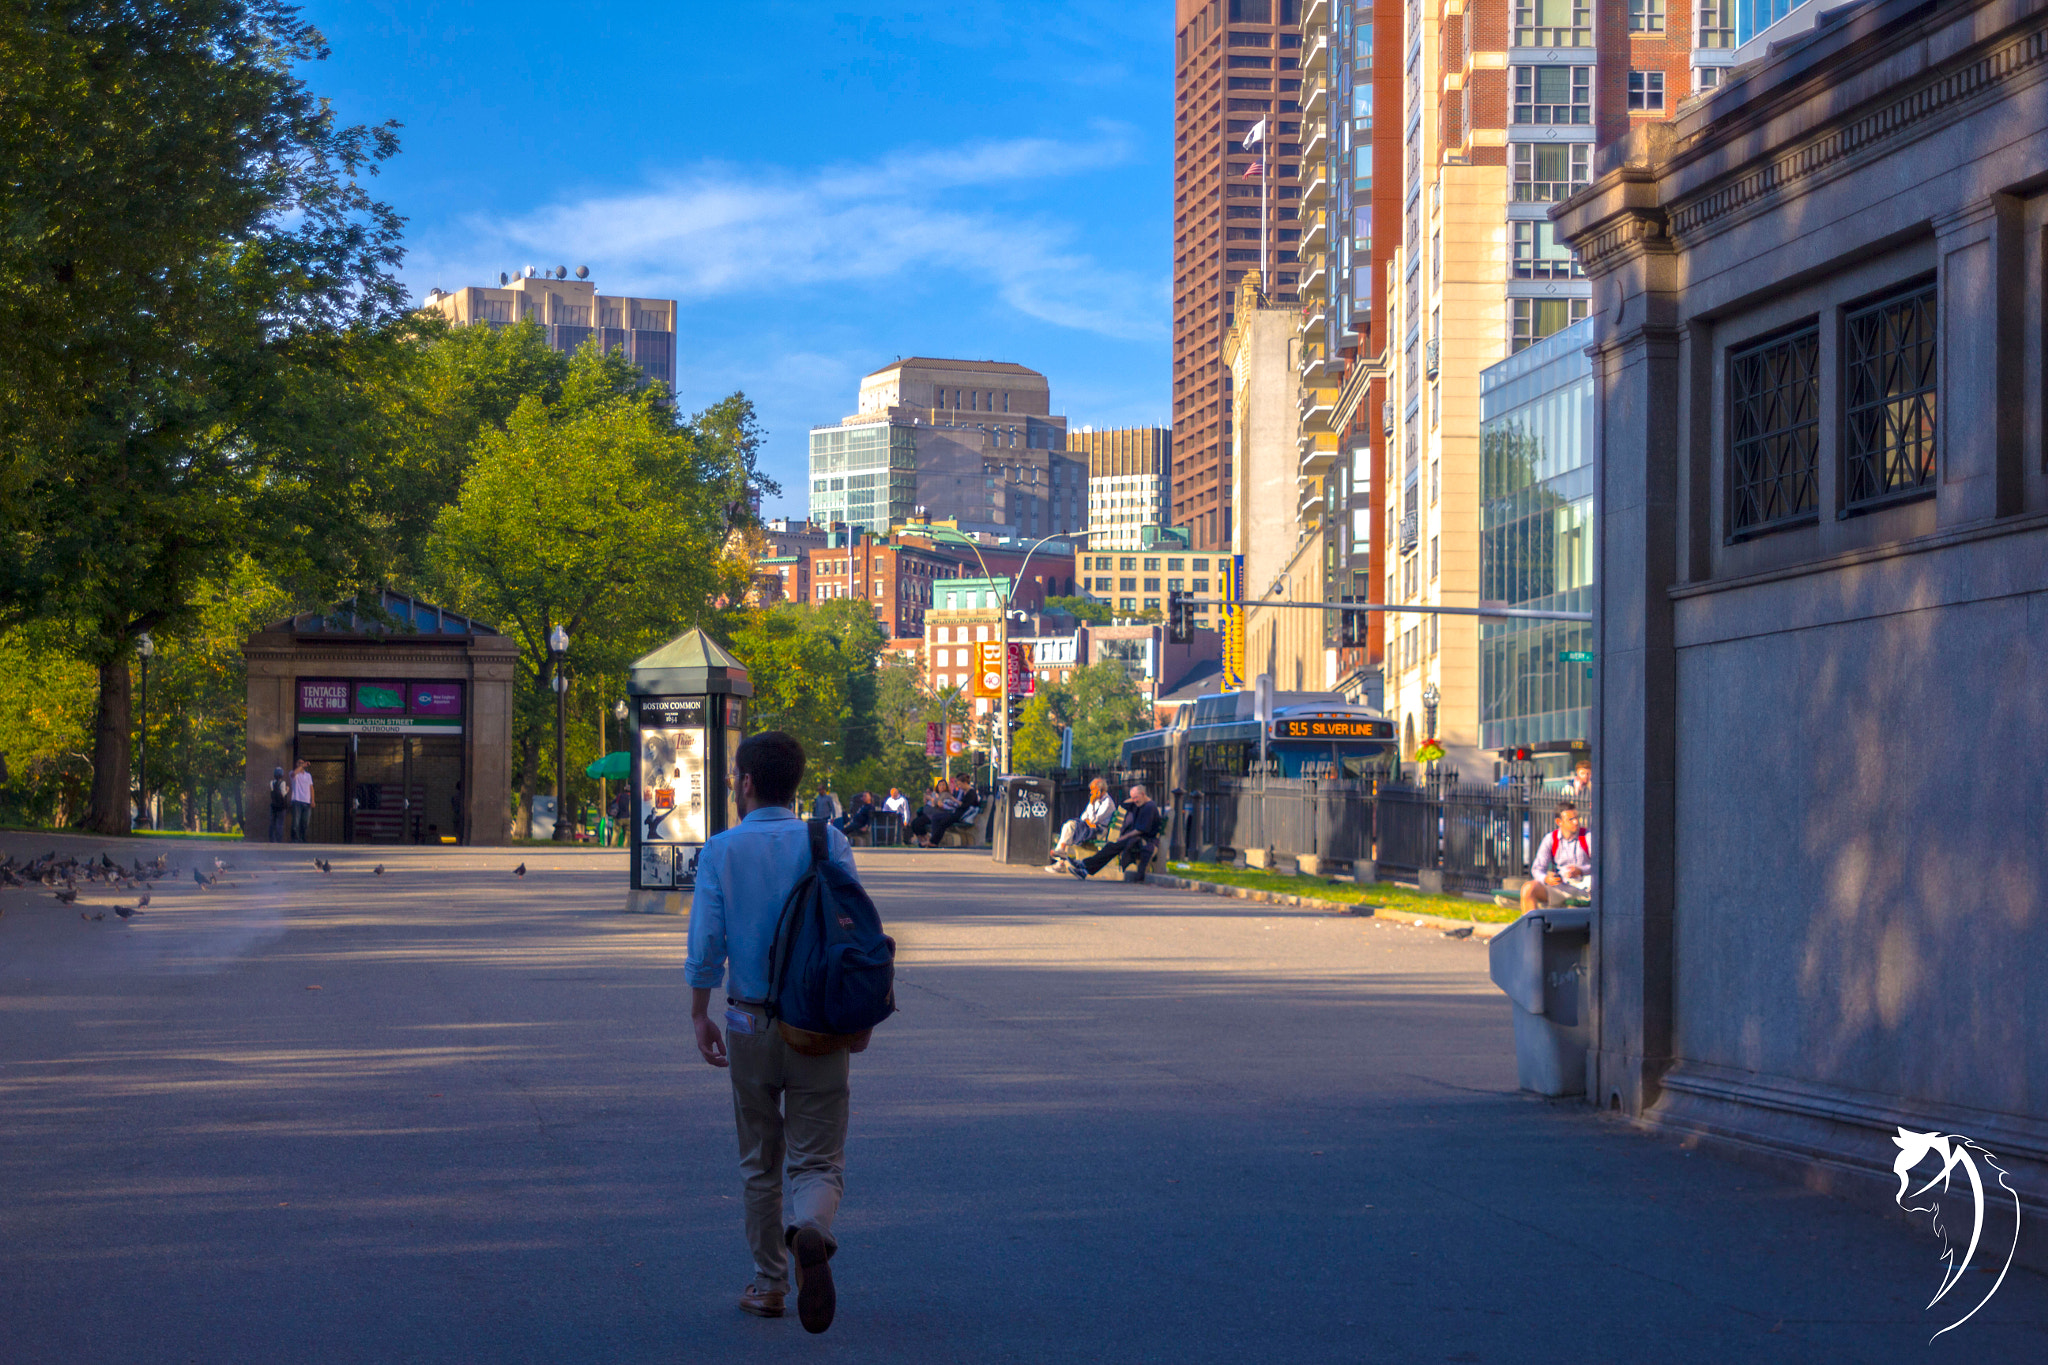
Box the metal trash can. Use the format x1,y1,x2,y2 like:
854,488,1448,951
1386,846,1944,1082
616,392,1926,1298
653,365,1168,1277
1486,908,1593,1097
991,776,1054,866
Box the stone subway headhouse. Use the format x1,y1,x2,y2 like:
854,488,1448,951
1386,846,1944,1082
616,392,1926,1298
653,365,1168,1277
243,594,518,845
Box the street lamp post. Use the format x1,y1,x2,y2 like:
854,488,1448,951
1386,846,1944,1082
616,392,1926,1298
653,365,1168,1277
1421,681,1441,780
135,633,154,830
609,699,628,846
549,624,570,841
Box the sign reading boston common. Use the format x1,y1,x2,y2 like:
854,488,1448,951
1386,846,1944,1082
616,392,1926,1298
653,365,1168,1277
296,678,466,733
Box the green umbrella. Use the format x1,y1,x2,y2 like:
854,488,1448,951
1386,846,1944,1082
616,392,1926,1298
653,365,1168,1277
584,751,630,781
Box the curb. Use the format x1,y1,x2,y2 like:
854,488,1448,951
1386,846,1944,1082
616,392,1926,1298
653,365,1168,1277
1146,873,1510,940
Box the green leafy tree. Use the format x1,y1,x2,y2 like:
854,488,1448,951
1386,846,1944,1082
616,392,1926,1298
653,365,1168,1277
1010,691,1064,774
1066,660,1150,768
0,2,411,832
0,626,98,826
425,351,749,828
1044,595,1113,624
720,601,885,789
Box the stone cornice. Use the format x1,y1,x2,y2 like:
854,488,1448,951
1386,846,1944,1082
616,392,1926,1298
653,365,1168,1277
1573,209,1676,277
1666,16,2048,246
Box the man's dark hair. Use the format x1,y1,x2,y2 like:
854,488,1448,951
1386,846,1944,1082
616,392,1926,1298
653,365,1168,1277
736,731,806,806
1556,803,1579,818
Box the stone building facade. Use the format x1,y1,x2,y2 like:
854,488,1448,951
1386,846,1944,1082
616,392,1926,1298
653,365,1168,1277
1555,0,2048,1215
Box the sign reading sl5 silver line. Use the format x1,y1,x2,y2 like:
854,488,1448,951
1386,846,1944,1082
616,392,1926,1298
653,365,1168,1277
1274,718,1394,740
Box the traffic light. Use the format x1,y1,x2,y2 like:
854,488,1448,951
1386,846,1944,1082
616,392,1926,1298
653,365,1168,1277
1338,606,1362,647
1005,696,1027,730
1166,590,1193,644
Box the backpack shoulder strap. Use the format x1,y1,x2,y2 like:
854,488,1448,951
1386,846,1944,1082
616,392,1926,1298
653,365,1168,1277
807,817,828,866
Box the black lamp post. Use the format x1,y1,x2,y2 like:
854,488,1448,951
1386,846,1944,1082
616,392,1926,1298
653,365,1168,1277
549,624,570,841
135,633,154,829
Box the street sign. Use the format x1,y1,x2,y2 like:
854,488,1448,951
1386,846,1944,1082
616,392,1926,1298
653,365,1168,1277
1560,650,1596,662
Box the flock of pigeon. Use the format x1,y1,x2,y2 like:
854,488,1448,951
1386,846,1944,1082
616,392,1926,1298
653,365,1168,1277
0,849,537,925
0,850,189,921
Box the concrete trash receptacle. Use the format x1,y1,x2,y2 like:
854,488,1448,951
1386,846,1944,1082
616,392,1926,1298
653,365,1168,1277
991,776,1054,866
1486,908,1593,1097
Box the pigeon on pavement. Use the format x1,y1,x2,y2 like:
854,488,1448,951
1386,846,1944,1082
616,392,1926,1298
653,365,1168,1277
54,886,77,904
373,864,384,876
513,863,527,877
192,867,209,887
114,904,136,920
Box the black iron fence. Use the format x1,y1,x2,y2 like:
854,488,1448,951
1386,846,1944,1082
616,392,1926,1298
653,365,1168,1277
1181,771,1584,895
1044,766,1583,895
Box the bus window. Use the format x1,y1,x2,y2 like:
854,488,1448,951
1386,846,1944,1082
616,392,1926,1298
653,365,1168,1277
1274,744,1340,779
1338,751,1392,781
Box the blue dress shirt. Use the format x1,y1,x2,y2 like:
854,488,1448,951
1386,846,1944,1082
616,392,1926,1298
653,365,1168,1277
685,805,860,1001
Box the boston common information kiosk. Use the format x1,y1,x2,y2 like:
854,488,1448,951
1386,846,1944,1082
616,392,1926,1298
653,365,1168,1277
624,628,749,914
244,593,518,845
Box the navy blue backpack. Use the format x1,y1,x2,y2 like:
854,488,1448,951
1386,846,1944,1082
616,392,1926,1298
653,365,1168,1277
766,820,897,1053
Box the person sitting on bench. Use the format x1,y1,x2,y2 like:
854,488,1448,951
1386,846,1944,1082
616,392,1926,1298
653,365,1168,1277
1047,777,1117,872
924,776,980,846
1520,804,1592,911
833,791,876,838
1067,784,1161,882
908,781,956,847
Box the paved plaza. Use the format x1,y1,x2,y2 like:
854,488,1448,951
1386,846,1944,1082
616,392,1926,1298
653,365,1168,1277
0,835,2042,1363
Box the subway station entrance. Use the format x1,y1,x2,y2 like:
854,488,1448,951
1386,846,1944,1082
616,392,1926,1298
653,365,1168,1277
244,593,520,846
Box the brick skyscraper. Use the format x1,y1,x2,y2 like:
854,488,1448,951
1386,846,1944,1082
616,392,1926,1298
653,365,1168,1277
1172,0,1305,553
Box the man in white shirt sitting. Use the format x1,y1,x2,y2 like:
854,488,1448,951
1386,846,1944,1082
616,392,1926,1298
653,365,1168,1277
1048,777,1118,872
1519,804,1592,912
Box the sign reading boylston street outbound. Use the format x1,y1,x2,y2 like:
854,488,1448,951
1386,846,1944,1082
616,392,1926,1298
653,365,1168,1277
295,677,465,733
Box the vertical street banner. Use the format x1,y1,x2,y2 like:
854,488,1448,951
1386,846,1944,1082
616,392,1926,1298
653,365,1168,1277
1006,641,1034,695
946,723,968,757
1221,553,1246,691
925,721,943,758
973,640,1006,698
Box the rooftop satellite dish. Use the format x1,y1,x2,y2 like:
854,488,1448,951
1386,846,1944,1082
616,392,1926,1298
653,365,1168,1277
523,265,536,278
555,265,567,279
499,272,509,286
575,265,589,280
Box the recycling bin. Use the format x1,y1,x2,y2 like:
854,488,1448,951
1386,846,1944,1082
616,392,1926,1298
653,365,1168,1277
991,776,1054,867
1487,908,1593,1097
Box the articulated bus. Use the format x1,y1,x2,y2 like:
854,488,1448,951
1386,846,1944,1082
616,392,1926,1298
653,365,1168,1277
1116,689,1398,797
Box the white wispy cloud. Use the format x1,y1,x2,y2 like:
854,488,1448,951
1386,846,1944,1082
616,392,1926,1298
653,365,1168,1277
418,129,1164,341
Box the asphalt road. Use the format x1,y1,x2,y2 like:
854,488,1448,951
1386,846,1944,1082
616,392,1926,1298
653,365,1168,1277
0,834,2042,1364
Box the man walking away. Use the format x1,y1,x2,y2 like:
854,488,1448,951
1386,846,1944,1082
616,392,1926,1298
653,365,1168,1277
809,783,842,824
288,759,314,843
267,766,291,843
1068,784,1162,882
688,731,865,1334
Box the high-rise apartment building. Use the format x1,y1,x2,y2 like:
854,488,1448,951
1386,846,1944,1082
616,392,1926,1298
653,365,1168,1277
1071,427,1172,554
1295,0,1403,697
1172,0,1306,553
425,269,677,386
808,358,1082,537
1372,0,1700,771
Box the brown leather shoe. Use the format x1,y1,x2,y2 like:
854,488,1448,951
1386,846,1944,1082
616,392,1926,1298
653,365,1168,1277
790,1227,836,1334
738,1283,785,1318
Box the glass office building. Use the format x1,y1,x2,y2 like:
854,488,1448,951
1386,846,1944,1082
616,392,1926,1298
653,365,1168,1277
1477,316,1595,753
808,423,918,533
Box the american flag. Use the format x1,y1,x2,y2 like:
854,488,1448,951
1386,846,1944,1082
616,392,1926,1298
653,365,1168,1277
1242,159,1263,177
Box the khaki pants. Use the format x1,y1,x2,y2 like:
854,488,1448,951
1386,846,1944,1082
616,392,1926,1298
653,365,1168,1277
726,1002,851,1293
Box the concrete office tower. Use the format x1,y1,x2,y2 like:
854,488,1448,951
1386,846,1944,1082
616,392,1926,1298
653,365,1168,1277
425,271,677,386
1375,0,1697,772
809,358,1081,537
1072,427,1172,555
1294,0,1403,700
1172,0,1305,552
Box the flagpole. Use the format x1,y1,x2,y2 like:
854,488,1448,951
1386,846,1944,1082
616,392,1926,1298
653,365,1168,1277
1260,137,1268,301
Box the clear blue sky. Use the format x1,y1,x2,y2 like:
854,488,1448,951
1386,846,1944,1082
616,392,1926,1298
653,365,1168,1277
299,1,1175,518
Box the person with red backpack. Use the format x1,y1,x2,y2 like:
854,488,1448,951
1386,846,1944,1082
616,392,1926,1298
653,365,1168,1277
1519,803,1592,912
686,729,894,1335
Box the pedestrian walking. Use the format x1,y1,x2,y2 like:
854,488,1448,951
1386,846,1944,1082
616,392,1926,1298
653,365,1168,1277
267,766,291,843
809,783,842,824
687,731,873,1334
288,759,314,843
